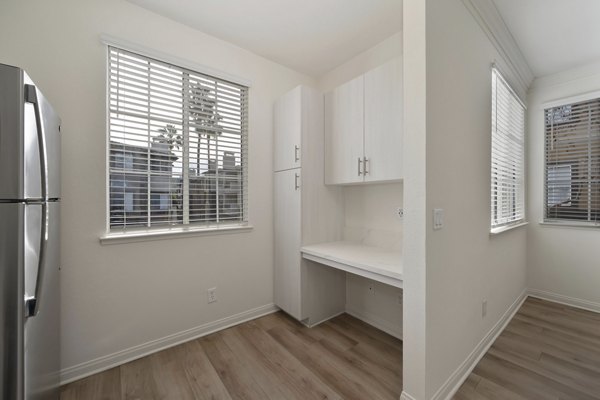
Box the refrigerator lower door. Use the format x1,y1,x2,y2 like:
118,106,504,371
0,202,25,400
24,201,59,400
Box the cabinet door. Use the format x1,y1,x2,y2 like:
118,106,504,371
364,57,403,182
274,168,302,319
274,86,302,172
325,76,365,185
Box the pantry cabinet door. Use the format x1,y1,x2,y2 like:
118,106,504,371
274,86,302,172
274,168,302,319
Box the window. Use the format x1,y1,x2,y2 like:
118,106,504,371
108,46,248,231
490,67,526,230
544,98,600,224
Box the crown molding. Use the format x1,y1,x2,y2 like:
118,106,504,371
530,58,600,91
462,0,534,95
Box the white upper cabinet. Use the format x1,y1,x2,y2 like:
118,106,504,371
364,57,403,183
325,57,403,185
324,75,364,185
274,86,302,172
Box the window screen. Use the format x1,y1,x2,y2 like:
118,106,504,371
544,98,600,224
108,46,248,231
491,68,526,229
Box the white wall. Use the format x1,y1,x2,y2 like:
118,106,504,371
402,0,428,397
344,184,404,338
528,63,600,309
403,0,529,398
0,0,314,379
318,32,402,93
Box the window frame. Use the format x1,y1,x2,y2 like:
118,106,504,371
490,66,527,234
100,36,253,242
542,92,600,228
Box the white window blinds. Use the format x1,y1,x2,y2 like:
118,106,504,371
491,68,526,229
108,46,248,231
544,98,600,224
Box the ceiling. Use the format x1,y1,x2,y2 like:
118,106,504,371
126,0,402,77
493,0,600,78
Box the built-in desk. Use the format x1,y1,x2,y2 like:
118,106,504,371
301,241,403,289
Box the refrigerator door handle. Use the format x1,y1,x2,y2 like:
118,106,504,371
25,202,48,318
25,84,48,201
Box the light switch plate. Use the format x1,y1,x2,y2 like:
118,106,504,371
433,208,444,230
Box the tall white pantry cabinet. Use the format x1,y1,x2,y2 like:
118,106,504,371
273,86,345,324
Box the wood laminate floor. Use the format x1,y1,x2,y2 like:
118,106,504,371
454,297,600,400
60,312,403,400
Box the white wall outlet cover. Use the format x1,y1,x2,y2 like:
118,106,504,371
207,287,217,303
433,208,444,230
397,207,404,219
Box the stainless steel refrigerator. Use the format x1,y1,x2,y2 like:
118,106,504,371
0,64,61,400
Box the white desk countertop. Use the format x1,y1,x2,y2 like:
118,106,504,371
301,241,403,288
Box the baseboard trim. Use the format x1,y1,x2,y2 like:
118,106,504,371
303,310,345,328
527,288,600,314
59,303,279,385
400,391,418,400
345,306,403,340
431,289,528,400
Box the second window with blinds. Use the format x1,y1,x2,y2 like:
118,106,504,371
490,67,526,232
544,97,600,225
108,47,249,232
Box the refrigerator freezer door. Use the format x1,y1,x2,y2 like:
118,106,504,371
23,73,61,201
24,201,60,400
0,65,61,201
32,79,61,200
0,202,25,400
0,64,26,200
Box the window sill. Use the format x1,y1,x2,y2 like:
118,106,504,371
100,224,253,245
539,221,600,230
490,221,529,236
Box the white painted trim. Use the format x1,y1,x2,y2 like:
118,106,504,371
345,305,402,340
540,89,600,110
59,303,278,385
302,310,345,329
490,221,528,235
531,58,600,91
461,0,534,95
539,221,600,230
99,34,252,87
527,289,600,314
400,391,418,400
100,224,253,245
431,289,528,400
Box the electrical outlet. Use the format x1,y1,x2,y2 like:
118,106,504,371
208,287,217,304
368,285,375,296
433,208,444,230
482,300,488,318
397,207,404,219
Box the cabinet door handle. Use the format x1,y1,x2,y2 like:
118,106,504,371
358,157,363,176
294,172,300,190
363,157,369,175
294,145,300,162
